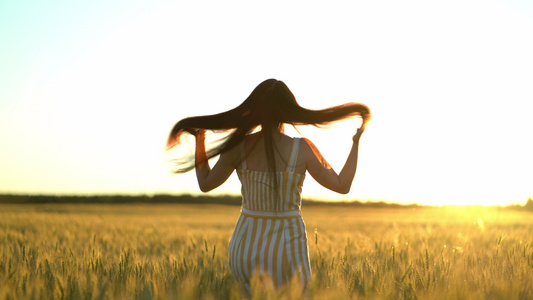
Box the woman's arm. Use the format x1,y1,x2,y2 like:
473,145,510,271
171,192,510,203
304,128,364,194
195,129,237,192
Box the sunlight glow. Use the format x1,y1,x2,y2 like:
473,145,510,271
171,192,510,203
0,0,532,206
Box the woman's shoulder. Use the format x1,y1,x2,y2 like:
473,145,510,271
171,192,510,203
293,136,308,150
297,136,312,146
298,137,320,158
292,137,315,173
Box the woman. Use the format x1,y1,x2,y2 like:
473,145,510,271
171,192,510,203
166,79,370,296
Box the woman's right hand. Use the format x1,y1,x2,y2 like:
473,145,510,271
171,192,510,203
195,128,206,139
195,129,207,168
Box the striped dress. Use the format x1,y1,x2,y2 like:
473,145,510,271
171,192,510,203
228,137,312,295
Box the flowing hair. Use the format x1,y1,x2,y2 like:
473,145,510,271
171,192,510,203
166,79,371,180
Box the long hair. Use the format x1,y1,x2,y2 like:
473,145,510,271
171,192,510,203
166,79,371,178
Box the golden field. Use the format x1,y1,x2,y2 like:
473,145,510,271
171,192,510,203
0,203,532,299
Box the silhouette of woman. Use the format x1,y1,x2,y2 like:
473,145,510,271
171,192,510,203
167,79,370,296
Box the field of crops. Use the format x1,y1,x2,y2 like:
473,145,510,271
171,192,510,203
1,203,532,299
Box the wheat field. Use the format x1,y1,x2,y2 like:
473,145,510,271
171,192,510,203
0,203,532,299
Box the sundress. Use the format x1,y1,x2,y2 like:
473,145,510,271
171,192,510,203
228,137,312,295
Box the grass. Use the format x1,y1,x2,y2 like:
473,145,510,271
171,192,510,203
0,203,532,299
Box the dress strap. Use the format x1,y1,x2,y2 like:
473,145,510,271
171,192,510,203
240,142,247,170
286,138,300,172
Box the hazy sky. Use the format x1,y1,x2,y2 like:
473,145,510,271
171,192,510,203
1,0,532,206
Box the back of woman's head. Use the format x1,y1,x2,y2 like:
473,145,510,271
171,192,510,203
239,79,299,132
167,78,370,173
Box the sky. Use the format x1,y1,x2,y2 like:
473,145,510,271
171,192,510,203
1,0,532,206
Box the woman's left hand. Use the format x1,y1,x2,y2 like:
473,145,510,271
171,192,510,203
353,127,364,142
